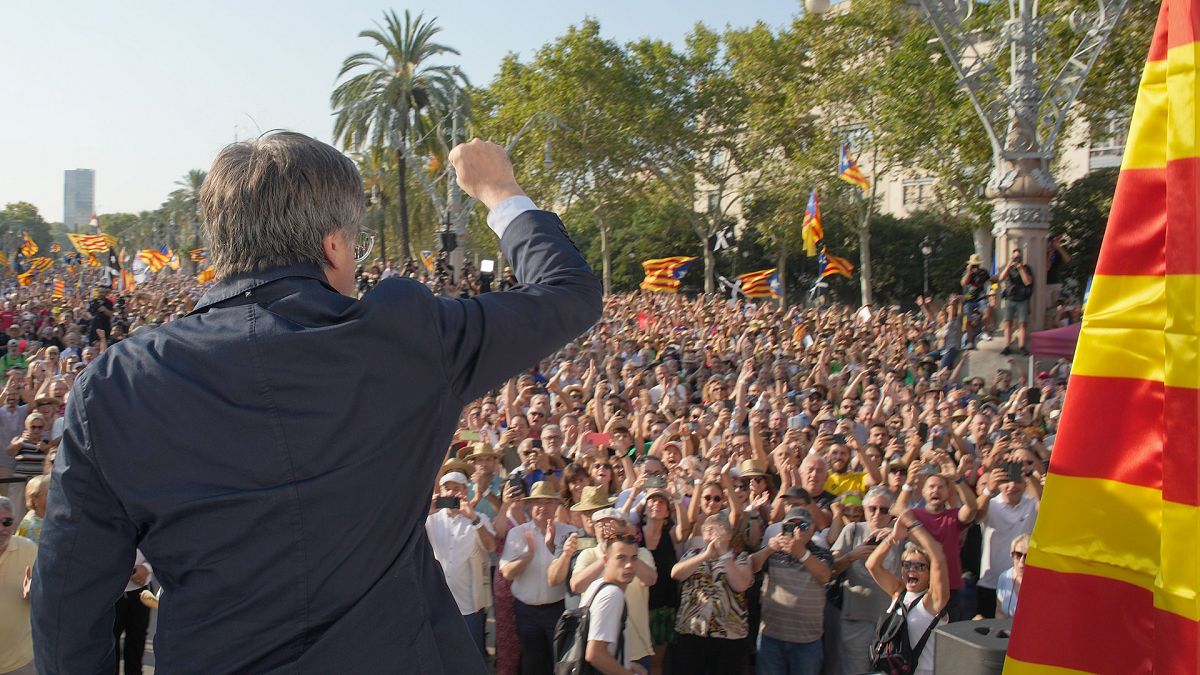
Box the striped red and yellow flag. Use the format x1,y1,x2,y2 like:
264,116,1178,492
137,249,170,272
16,270,34,287
639,256,696,293
49,242,61,254
738,268,780,299
27,257,53,272
121,269,137,291
51,279,64,299
1006,1,1200,672
20,232,37,257
66,233,115,255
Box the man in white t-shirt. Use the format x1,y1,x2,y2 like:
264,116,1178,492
426,472,496,657
580,534,647,675
974,466,1040,618
571,509,657,672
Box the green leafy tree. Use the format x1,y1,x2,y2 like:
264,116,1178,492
476,20,651,293
630,25,765,293
332,10,462,259
1051,167,1116,290
0,202,52,256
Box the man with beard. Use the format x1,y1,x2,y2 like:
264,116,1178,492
895,461,977,620
822,439,882,496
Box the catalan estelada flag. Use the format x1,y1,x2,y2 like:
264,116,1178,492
818,247,854,279
51,279,64,299
27,257,53,272
67,233,117,255
801,190,823,257
837,145,870,193
420,250,437,273
738,269,780,299
49,242,61,254
16,270,34,287
639,256,696,293
20,233,37,257
1005,1,1200,672
137,248,170,272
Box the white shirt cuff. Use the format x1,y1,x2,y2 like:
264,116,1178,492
486,195,538,239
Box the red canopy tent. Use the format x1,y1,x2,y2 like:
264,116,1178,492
1027,322,1081,359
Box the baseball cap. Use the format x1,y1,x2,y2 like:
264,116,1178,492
439,471,469,486
590,507,627,523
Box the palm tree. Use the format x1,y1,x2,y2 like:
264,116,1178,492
162,169,207,261
331,10,462,259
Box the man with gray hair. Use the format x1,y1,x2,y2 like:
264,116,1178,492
831,486,898,675
32,133,601,674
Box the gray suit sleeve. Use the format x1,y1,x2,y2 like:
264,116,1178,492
32,378,138,675
435,209,602,403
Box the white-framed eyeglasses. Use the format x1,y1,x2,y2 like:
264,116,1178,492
354,229,376,263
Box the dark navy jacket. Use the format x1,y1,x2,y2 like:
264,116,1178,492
31,210,601,674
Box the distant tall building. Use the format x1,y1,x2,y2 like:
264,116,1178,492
63,169,95,230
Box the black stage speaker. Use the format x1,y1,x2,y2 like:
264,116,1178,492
933,618,1012,675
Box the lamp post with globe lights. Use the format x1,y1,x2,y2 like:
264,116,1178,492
806,0,1128,328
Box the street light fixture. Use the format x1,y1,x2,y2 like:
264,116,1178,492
920,236,934,296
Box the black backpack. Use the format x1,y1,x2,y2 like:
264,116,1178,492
869,592,948,675
553,582,627,675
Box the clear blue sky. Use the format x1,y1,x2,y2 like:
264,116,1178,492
0,1,800,222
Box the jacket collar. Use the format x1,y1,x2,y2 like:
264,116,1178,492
191,263,335,314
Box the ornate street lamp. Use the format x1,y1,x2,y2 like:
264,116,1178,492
920,236,934,296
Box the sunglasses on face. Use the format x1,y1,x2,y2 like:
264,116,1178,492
702,495,724,503
0,517,12,527
1012,551,1028,561
750,476,768,483
30,425,44,430
902,561,929,572
865,505,888,514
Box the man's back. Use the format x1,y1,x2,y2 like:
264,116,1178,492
33,207,601,673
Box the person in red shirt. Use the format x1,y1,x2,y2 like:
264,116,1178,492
895,458,977,620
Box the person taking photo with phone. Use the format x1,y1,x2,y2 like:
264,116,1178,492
750,507,835,674
427,471,497,659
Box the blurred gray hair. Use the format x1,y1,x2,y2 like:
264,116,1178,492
865,486,893,507
200,131,364,279
0,496,11,514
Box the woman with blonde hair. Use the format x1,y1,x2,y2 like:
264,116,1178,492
996,533,1030,619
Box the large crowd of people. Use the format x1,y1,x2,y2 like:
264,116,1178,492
0,250,1065,674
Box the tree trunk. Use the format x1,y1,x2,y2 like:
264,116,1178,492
857,225,873,307
598,215,612,295
777,240,788,308
395,148,410,260
703,242,716,294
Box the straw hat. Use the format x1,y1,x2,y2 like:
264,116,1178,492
738,459,770,478
465,443,499,461
968,253,983,266
523,481,563,502
570,485,617,512
440,458,472,478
